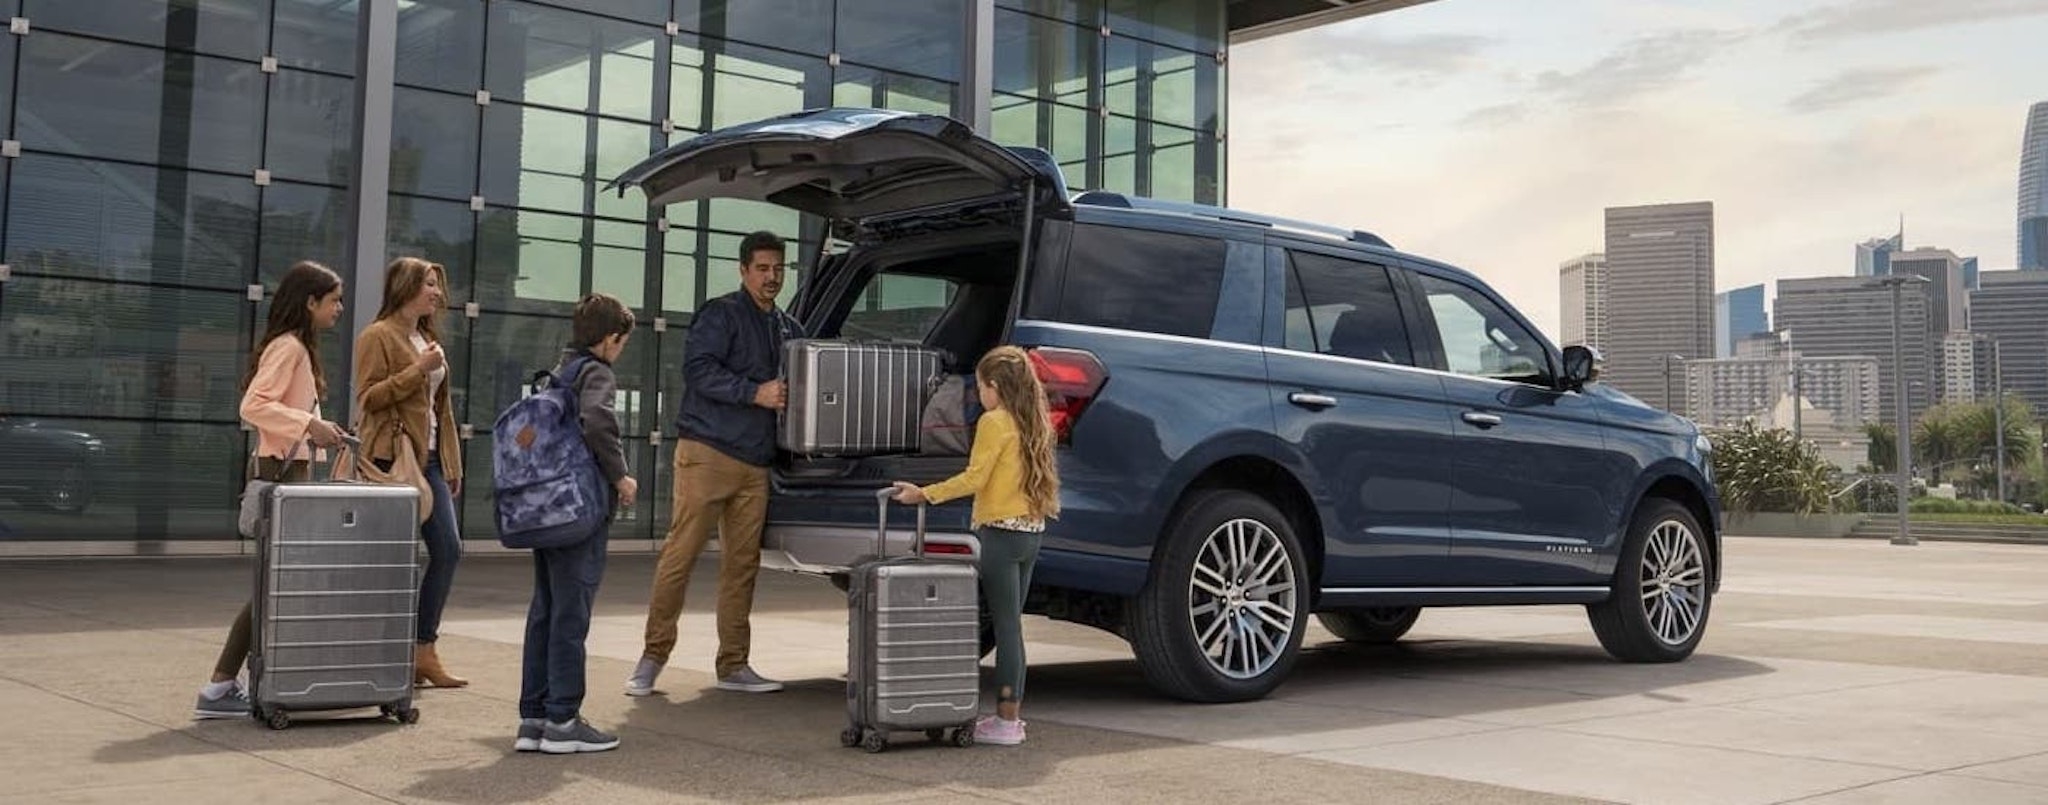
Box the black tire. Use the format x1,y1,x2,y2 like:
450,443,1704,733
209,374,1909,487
266,710,291,731
398,708,421,725
1588,498,1712,662
1129,489,1311,703
952,727,975,747
1317,607,1421,644
839,726,861,748
860,730,887,754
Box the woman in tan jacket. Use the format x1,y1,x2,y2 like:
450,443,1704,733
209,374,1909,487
355,257,468,688
197,261,348,719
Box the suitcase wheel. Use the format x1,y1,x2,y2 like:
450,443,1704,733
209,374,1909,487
839,726,862,748
860,729,887,754
951,727,975,748
382,705,422,725
264,710,291,731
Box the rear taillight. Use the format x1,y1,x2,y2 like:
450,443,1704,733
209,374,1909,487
1027,347,1106,443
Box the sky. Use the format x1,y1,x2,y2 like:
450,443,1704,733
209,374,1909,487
1226,0,2048,342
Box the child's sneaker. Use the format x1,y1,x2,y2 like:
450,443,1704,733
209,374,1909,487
193,680,250,720
973,715,1026,746
513,718,544,752
540,717,620,754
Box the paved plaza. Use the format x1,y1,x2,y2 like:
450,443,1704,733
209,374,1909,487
8,536,2048,803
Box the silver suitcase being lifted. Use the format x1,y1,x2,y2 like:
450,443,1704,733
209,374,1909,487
247,450,421,730
781,339,945,457
841,488,982,753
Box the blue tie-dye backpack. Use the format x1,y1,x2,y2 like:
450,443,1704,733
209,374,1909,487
491,355,605,549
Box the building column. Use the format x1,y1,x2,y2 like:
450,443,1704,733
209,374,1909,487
960,0,995,134
343,0,399,419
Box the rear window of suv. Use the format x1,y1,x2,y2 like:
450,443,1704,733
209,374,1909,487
1044,224,1225,339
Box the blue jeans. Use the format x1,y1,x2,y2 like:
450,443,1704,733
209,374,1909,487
418,453,462,644
519,525,609,722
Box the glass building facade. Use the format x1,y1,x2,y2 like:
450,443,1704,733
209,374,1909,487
0,0,1230,548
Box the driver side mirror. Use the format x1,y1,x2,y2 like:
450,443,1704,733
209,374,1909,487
1561,345,1600,391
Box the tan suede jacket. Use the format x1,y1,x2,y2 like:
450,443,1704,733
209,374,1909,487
353,317,462,481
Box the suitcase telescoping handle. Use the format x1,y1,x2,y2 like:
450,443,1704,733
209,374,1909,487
874,487,927,558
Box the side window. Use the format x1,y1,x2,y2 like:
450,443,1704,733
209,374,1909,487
1054,224,1225,339
1416,273,1550,383
1282,252,1415,366
838,274,958,341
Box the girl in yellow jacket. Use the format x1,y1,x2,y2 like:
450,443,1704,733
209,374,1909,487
892,346,1060,746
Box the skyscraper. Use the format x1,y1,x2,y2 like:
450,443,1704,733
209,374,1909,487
1605,202,1715,413
1715,284,1768,358
1942,331,1996,404
1856,232,1903,277
1775,276,1935,427
1971,270,2048,414
1888,248,1968,336
2021,101,2048,270
1559,253,1608,352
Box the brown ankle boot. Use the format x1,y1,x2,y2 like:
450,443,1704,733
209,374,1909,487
414,641,469,688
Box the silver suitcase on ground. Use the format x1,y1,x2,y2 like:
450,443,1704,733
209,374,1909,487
248,465,421,730
841,489,981,752
782,339,945,457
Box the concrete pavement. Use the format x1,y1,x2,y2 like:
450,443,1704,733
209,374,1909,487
8,537,2048,803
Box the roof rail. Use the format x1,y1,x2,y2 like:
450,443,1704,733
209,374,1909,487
1072,191,1393,250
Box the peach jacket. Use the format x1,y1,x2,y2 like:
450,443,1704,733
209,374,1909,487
240,336,325,462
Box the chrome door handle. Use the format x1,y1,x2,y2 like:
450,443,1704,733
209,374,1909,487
1288,392,1338,409
1461,411,1504,428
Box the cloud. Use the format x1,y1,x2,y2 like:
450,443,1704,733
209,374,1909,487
1306,30,1498,82
1530,29,1747,109
1779,0,2048,40
1460,103,1528,128
1787,66,1944,113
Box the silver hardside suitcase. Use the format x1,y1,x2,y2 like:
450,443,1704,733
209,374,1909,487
248,471,421,730
841,488,981,752
782,339,945,457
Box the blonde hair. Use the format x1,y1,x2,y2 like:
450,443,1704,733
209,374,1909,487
977,346,1060,520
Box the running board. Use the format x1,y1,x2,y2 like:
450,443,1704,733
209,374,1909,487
1317,586,1610,608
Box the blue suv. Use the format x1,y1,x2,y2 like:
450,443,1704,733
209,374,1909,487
613,109,1722,703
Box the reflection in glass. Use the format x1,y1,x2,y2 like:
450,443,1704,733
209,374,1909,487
836,0,963,81
266,69,357,185
0,418,243,539
1106,0,1223,54
992,94,1090,168
832,66,955,116
29,0,268,61
592,219,648,310
485,1,658,121
17,34,264,175
390,87,480,200
6,155,257,289
395,0,486,93
708,44,811,130
259,182,351,288
994,10,1094,105
388,194,478,305
0,276,246,422
481,103,587,215
475,207,585,314
676,0,833,56
274,0,361,75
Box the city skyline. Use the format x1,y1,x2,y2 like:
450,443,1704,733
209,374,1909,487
1230,0,2044,341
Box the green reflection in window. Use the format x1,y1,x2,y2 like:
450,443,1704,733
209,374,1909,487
662,246,701,314
513,210,583,305
708,199,798,239
670,42,706,130
832,66,953,116
1150,142,1194,202
596,119,654,221
712,50,806,129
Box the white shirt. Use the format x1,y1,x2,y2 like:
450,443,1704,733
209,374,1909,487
409,331,446,446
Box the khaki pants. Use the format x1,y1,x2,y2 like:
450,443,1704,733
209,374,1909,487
641,439,768,678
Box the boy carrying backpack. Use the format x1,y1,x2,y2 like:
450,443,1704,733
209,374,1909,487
497,293,637,754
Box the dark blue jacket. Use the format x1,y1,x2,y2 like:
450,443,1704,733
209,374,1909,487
675,291,801,467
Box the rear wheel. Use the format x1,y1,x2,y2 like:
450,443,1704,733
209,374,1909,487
1129,490,1309,703
1588,498,1712,662
1317,607,1420,644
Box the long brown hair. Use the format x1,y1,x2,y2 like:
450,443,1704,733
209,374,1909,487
248,261,343,397
977,346,1060,520
376,257,446,342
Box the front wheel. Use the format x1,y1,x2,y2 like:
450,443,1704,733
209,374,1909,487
1129,489,1310,703
1587,498,1712,662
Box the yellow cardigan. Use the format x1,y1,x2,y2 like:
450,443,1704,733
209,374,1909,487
920,409,1040,528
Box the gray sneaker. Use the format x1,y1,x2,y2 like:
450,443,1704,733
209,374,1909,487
513,718,544,752
193,681,251,720
623,657,662,697
715,666,784,694
539,717,620,754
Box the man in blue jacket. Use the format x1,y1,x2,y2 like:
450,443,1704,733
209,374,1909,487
627,231,799,697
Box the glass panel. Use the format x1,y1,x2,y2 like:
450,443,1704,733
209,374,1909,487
1106,0,1222,54
662,232,702,314
655,327,689,439
836,0,962,81
0,276,246,421
676,0,832,56
994,9,1094,105
5,155,258,289
396,0,486,93
546,0,666,24
480,102,589,215
997,0,1102,26
25,0,268,60
274,0,361,75
831,66,954,116
389,87,480,200
707,200,798,239
1147,123,1196,201
605,439,654,538
17,33,264,174
475,207,585,315
596,119,657,221
668,38,707,132
387,194,478,305
1058,224,1224,338
991,94,1088,167
1417,273,1552,383
608,322,658,436
258,182,350,289
1284,253,1414,366
0,418,242,539
0,31,14,137
265,68,357,185
708,43,811,130
1102,115,1136,195
459,311,574,534
843,275,957,341
1147,49,1201,129
591,219,648,311
485,0,659,121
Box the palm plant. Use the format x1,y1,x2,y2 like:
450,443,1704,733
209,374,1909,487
1710,420,1842,515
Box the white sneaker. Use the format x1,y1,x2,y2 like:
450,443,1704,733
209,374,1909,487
715,666,783,693
623,657,662,697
